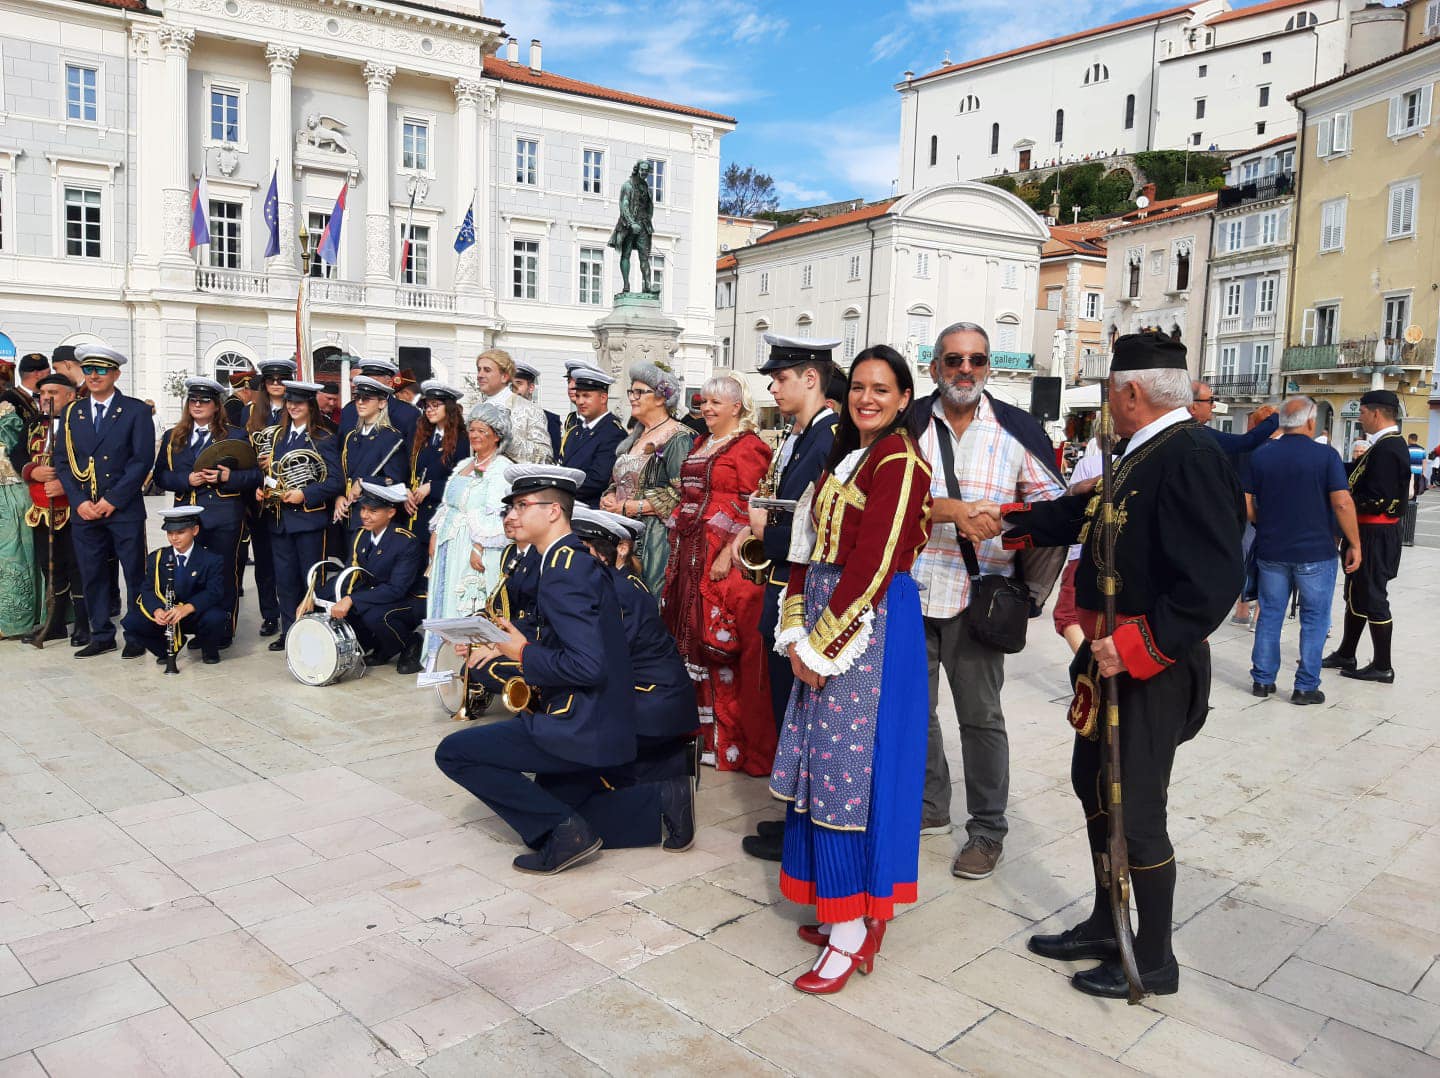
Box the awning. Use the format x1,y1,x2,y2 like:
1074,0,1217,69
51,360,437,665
1062,383,1100,411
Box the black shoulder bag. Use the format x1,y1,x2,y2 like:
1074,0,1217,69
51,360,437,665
930,414,1031,654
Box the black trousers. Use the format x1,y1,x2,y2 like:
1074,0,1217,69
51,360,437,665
435,716,628,848
121,606,229,656
198,522,243,641
539,735,691,849
247,512,280,622
269,527,326,633
1344,523,1402,624
32,522,85,629
70,514,146,644
761,580,792,732
348,598,422,662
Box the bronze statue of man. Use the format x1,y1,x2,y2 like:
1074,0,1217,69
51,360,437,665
608,160,656,295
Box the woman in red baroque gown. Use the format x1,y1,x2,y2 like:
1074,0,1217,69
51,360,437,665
662,373,774,773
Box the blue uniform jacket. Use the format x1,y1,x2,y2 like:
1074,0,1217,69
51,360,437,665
341,425,410,527
347,525,426,612
267,425,343,534
153,424,262,530
545,410,562,459
559,413,626,507
243,401,285,429
135,544,225,622
761,412,839,582
340,397,419,446
518,535,636,767
409,433,465,534
611,568,698,740
56,392,156,520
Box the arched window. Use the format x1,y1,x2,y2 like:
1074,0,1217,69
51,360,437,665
929,134,938,167
994,313,1020,352
990,122,1000,156
213,350,254,381
1284,11,1317,29
841,311,860,361
957,93,981,114
797,313,813,332
1124,94,1136,130
1055,109,1065,143
1083,62,1109,85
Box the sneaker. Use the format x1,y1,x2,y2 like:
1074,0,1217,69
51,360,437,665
920,817,953,836
952,835,1003,879
659,776,695,853
512,815,602,875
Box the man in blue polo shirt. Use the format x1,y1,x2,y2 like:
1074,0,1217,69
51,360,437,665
1246,396,1361,705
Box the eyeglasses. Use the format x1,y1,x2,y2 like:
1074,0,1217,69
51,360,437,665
1193,397,1215,404
505,499,555,515
938,353,989,369
625,388,655,399
79,365,113,376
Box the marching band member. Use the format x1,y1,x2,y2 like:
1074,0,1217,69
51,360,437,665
558,365,625,508
563,506,699,850
22,373,85,642
339,358,419,445
262,380,342,651
55,344,155,658
326,481,426,673
244,357,297,638
334,376,409,534
120,506,228,666
407,380,466,537
152,377,260,645
434,465,636,876
221,372,251,427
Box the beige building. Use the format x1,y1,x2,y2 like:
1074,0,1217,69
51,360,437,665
716,214,775,255
1039,223,1108,384
1285,32,1439,450
1097,191,1219,378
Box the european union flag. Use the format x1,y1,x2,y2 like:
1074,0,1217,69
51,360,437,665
454,203,476,254
263,167,280,258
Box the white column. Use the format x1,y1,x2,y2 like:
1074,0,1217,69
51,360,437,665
476,83,497,300
453,78,482,296
158,25,195,266
266,44,300,278
363,62,395,283
129,26,159,268
685,124,720,330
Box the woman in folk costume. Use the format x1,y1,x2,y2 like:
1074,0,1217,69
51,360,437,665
0,397,42,636
661,373,774,774
421,401,515,670
599,360,694,595
770,346,933,994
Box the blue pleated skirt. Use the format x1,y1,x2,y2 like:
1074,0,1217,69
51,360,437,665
778,572,927,922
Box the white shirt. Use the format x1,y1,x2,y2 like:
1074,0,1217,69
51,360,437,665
778,406,833,474
581,413,608,431
89,391,116,411
1120,407,1191,458
1370,424,1399,440
368,527,387,548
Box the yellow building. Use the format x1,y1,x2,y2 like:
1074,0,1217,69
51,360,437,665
1285,33,1440,451
1038,224,1109,384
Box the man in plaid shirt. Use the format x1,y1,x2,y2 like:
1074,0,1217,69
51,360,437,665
907,322,1065,879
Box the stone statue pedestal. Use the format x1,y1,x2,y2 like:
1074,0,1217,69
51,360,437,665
591,293,683,400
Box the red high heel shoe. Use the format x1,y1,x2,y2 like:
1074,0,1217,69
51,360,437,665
792,923,881,994
797,916,886,951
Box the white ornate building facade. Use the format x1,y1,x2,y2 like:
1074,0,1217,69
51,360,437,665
715,183,1051,413
0,0,731,413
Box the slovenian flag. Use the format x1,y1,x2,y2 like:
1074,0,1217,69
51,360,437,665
318,183,347,266
188,175,211,248
262,167,280,258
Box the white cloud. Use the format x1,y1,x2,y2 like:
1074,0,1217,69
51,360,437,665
870,27,912,64
732,11,789,43
746,96,902,203
774,179,833,205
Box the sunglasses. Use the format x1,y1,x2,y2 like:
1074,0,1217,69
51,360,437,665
185,396,216,405
79,365,114,376
938,353,989,369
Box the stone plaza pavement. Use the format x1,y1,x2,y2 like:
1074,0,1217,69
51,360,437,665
1,546,1438,1077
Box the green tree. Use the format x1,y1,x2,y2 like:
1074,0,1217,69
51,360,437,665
1132,150,1227,200
720,164,779,216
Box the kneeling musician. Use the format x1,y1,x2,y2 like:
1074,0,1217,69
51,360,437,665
120,506,228,666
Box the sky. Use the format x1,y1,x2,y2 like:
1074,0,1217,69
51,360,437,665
481,0,1278,209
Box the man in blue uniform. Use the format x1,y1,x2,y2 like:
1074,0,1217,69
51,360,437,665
737,334,840,862
245,357,298,638
55,343,155,657
557,365,625,508
152,377,261,645
434,465,637,875
326,481,426,672
513,360,563,459
120,506,228,666
338,358,419,444
561,506,699,850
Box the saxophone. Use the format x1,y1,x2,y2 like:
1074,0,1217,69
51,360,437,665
738,449,782,584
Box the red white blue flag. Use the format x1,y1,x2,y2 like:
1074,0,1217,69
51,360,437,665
188,175,211,248
318,183,347,266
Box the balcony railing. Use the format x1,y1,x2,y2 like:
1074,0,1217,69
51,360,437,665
396,286,457,313
990,351,1035,371
1207,374,1273,398
195,266,271,296
1081,351,1110,381
1282,337,1436,373
1218,315,1241,335
1217,172,1294,209
1218,312,1276,336
308,279,368,305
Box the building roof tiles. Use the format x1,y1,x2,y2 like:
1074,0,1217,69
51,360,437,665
481,56,735,124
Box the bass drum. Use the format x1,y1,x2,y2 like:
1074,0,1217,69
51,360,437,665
286,614,365,687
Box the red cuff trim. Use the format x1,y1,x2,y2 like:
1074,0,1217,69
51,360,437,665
1111,618,1172,681
1000,501,1027,515
1001,534,1034,551
779,872,918,923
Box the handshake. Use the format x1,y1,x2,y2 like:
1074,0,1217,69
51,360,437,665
938,498,1005,543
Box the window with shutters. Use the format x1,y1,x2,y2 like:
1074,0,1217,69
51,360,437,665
1389,86,1433,138
915,251,931,279
1319,198,1346,252
1253,343,1271,380
842,316,858,361
1126,249,1142,298
995,318,1018,351
754,322,769,367
847,253,862,280
1258,277,1277,314
1428,0,1440,34
719,337,732,369
1387,180,1418,240
758,271,770,295
1219,345,1238,380
801,263,814,288
1002,262,1018,289
1085,292,1101,320
1382,295,1410,349
1313,304,1339,345
1046,289,1061,312
1223,282,1242,319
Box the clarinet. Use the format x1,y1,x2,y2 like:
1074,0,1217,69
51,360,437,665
162,554,180,675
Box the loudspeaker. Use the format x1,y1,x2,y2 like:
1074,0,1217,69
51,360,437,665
398,346,432,382
1030,376,1062,421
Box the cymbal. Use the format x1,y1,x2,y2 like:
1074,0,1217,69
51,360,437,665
196,437,259,471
